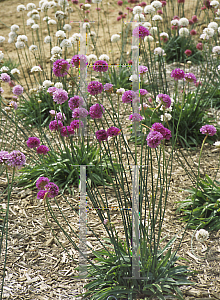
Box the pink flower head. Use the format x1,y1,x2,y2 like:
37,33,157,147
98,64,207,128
157,93,171,108
129,113,143,121
70,119,84,129
9,101,18,110
104,83,113,92
27,137,41,148
87,81,103,96
53,59,70,77
140,1,146,6
189,19,194,25
37,190,47,199
171,68,185,80
200,125,217,136
7,150,26,169
60,126,75,137
171,25,178,30
49,120,63,131
1,73,11,83
72,107,89,118
157,9,163,14
93,60,108,72
132,25,150,39
151,123,172,140
71,54,88,70
12,85,24,96
146,131,164,148
53,89,68,104
107,126,121,137
9,80,16,87
117,16,122,21
44,182,59,198
95,129,108,142
196,43,203,50
55,112,66,121
178,0,185,3
0,151,10,164
89,103,105,119
185,49,192,56
139,65,148,74
173,15,180,20
139,89,148,97
47,86,57,95
192,15,198,22
190,29,197,35
36,145,50,155
122,90,133,103
68,96,84,110
184,73,197,84
36,177,50,190
117,0,123,5
161,1,166,7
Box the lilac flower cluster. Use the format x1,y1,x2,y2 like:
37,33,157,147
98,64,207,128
49,120,63,131
87,81,103,96
104,83,113,92
70,120,84,129
139,65,148,74
95,126,121,142
0,73,11,82
68,96,84,110
60,126,75,137
36,145,50,155
200,125,217,136
89,103,105,119
93,60,108,72
184,72,197,84
12,85,24,96
4,150,26,169
146,123,172,148
53,88,68,104
157,94,171,109
132,25,150,39
139,89,148,97
26,136,50,155
36,177,59,199
53,59,70,77
47,86,57,95
122,90,134,103
72,107,89,118
54,112,66,121
129,113,143,121
71,54,88,70
170,68,185,81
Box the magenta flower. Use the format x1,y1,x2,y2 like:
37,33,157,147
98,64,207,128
27,137,41,148
70,120,84,129
54,112,66,121
87,81,103,96
184,73,197,84
12,85,24,96
104,83,113,92
139,89,148,97
132,25,150,39
151,123,172,140
47,86,57,95
37,190,47,199
93,60,108,72
200,125,217,136
72,107,89,118
146,131,164,148
0,151,10,164
60,126,75,137
9,101,18,110
185,49,192,56
139,65,148,74
107,126,121,137
122,90,133,103
7,150,26,169
95,129,108,142
44,182,59,198
157,94,171,108
71,54,88,70
68,96,84,110
89,103,105,119
49,120,63,131
170,68,185,81
36,145,50,155
0,73,11,83
36,177,50,190
129,113,143,121
53,89,68,104
53,59,70,77
0,87,4,94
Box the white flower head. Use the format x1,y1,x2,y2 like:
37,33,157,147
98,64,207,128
48,19,57,25
17,4,26,12
32,14,40,20
179,27,189,37
71,33,82,42
213,46,220,54
66,6,74,13
59,0,69,6
214,141,220,148
0,36,5,43
60,39,72,48
144,35,154,42
49,1,57,8
160,113,172,122
200,33,210,40
99,54,109,61
84,4,91,9
51,46,62,55
150,27,158,35
55,82,63,89
50,54,61,62
11,25,19,32
208,22,218,30
63,24,72,32
111,34,120,43
15,41,25,49
11,68,20,75
195,229,209,243
41,2,51,12
210,0,219,8
43,80,54,88
0,66,9,72
171,19,179,26
31,24,40,31
27,18,35,26
154,47,165,56
55,10,65,19
160,32,169,38
17,35,28,42
56,30,66,39
144,5,155,14
129,74,139,81
31,66,42,73
116,88,125,95
179,17,189,27
26,3,36,10
92,0,102,3
43,16,51,22
44,36,52,43
152,15,162,21
203,27,215,37
133,5,143,15
0,51,4,61
89,31,96,37
151,0,162,9
134,14,145,22
143,22,151,29
88,54,98,63
29,45,38,52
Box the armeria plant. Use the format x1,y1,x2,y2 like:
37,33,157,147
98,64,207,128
1,0,220,298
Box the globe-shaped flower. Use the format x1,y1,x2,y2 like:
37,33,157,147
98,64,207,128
44,182,59,198
139,65,148,74
122,90,133,103
132,25,150,39
72,107,89,118
95,129,108,142
89,103,105,119
68,96,84,110
36,145,50,155
139,89,148,97
12,85,24,96
60,126,75,137
0,151,10,164
71,54,88,70
36,177,50,190
53,59,70,77
170,68,185,81
70,120,84,129
93,60,108,72
156,94,171,108
27,137,41,148
146,130,164,148
53,88,68,104
49,120,63,131
200,125,217,136
107,126,121,137
87,81,103,95
151,123,172,140
184,72,197,84
7,150,26,169
129,113,143,121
